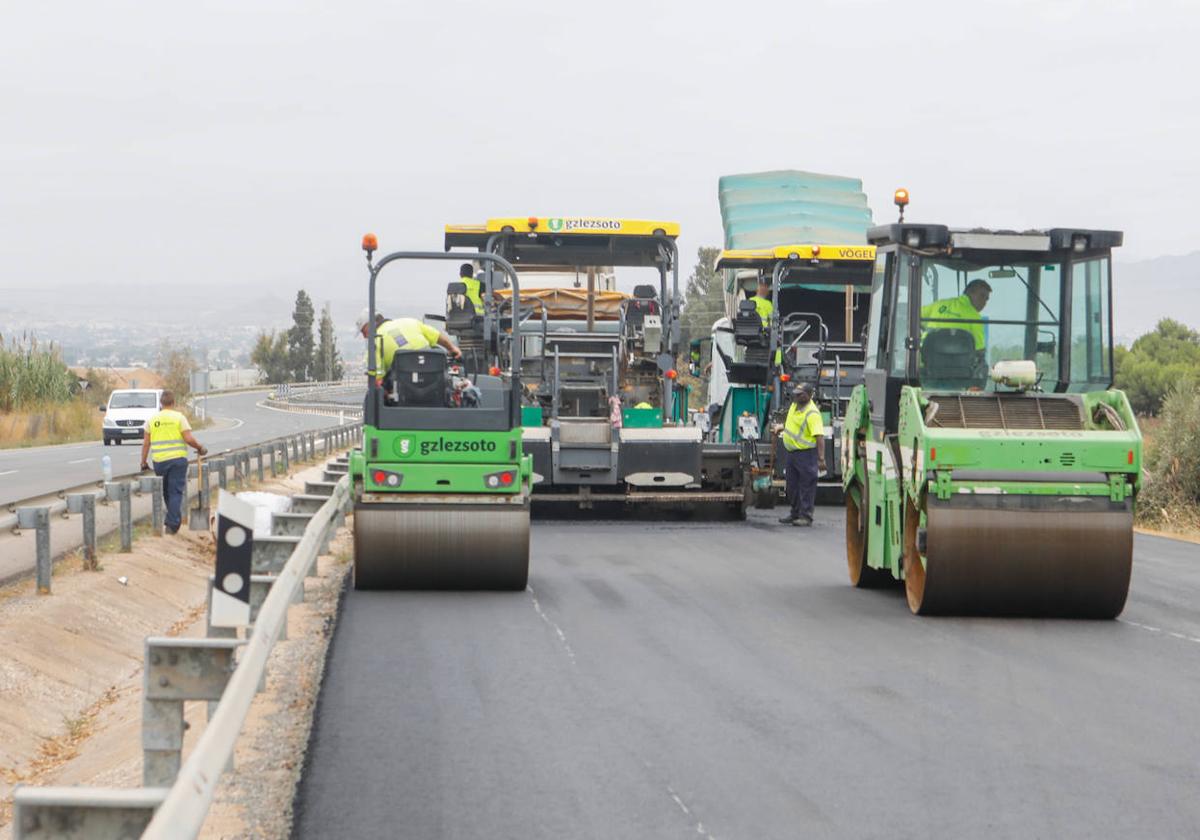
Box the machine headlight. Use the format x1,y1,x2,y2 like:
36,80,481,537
103,418,117,428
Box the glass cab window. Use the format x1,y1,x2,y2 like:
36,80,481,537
911,257,1064,391
1069,257,1112,389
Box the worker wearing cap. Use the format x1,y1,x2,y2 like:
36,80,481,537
778,382,825,527
920,279,991,350
139,391,207,535
357,309,464,378
459,263,485,316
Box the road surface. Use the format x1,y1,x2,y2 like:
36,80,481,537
0,390,340,506
295,508,1200,840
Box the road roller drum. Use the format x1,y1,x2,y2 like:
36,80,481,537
354,500,529,591
904,495,1133,618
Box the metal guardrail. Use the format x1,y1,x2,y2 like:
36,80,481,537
2,425,360,592
2,415,362,593
12,452,358,838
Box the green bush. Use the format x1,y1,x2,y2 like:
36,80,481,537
1115,319,1200,415
0,333,76,412
1138,376,1200,530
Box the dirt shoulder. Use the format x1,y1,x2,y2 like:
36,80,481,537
0,460,350,838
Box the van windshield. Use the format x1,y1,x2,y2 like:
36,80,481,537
109,392,158,409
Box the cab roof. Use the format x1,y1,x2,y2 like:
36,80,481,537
867,224,1123,254
445,217,680,268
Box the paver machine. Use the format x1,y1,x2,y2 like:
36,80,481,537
350,235,532,590
711,244,876,504
443,216,745,514
842,191,1141,617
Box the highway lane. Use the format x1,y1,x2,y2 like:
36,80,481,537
0,390,346,505
295,509,1200,840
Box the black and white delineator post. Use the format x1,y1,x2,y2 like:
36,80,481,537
212,490,254,628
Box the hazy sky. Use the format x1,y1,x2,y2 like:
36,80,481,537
3,0,1197,321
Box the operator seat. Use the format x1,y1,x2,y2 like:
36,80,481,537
920,329,981,388
387,346,449,407
623,285,660,327
445,281,479,333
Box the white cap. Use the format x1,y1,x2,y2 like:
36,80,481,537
355,307,370,331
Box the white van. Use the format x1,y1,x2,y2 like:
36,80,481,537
101,389,163,446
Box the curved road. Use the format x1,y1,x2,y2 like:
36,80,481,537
295,509,1200,840
0,390,343,506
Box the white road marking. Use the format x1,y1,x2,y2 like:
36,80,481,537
526,584,576,665
1123,619,1200,645
0,469,17,477
67,458,94,464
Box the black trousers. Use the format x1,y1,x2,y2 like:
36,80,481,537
153,457,188,531
784,447,818,520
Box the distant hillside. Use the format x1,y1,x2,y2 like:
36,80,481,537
1115,251,1200,344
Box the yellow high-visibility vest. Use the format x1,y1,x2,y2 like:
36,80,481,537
753,296,774,328
634,402,653,409
379,318,440,352
148,409,190,463
461,277,485,315
781,403,823,451
920,294,984,350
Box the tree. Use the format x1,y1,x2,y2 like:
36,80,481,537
287,290,316,382
251,330,291,384
314,302,344,381
1115,318,1200,415
155,341,198,397
679,246,725,349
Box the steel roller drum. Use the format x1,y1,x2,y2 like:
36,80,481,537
905,495,1133,618
354,502,529,591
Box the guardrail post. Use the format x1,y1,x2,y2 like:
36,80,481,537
17,507,53,594
281,439,290,472
269,444,278,476
105,482,133,553
213,457,227,492
142,638,240,787
81,493,97,567
189,464,210,532
255,447,265,482
13,787,168,840
149,476,164,534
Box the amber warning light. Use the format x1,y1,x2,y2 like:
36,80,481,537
894,188,910,222
362,233,378,253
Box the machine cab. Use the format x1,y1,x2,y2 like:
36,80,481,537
864,223,1122,431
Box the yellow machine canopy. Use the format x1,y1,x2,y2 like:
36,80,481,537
716,243,877,286
445,216,680,268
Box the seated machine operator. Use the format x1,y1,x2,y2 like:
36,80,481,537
356,308,463,380
920,279,991,351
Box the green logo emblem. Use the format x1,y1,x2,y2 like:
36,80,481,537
394,436,415,458
547,218,564,232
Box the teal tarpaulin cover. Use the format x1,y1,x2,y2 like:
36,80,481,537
718,170,873,250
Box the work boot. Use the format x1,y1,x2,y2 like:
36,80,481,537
778,515,797,525
793,516,813,527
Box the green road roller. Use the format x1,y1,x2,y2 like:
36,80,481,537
350,235,532,590
842,191,1141,617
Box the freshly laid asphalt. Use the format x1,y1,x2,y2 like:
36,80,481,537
294,507,1200,840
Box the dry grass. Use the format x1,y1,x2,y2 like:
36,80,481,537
0,399,102,449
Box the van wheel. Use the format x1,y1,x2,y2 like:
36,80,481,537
104,438,111,446
114,439,121,446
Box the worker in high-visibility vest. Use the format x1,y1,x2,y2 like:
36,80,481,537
777,382,825,527
458,263,485,316
751,277,774,328
920,278,991,350
139,390,207,534
357,309,463,379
